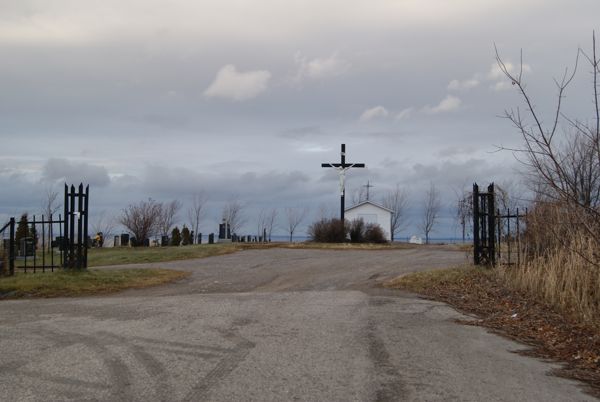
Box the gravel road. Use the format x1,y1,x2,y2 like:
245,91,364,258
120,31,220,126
0,246,595,401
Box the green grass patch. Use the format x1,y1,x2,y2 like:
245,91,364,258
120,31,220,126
0,268,189,299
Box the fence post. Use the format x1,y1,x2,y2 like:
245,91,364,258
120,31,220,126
516,208,521,267
83,185,89,269
473,183,480,265
497,208,501,265
8,217,15,276
63,184,68,268
487,183,496,267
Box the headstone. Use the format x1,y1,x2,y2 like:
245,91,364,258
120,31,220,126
161,236,169,247
19,237,35,257
54,236,65,251
121,234,130,247
114,235,120,247
208,233,214,244
219,223,231,239
197,233,202,244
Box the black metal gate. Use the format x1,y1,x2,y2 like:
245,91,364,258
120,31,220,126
473,182,528,267
473,183,496,266
495,207,527,267
63,184,89,270
0,183,89,275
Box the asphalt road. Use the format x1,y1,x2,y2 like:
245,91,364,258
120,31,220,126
0,246,595,401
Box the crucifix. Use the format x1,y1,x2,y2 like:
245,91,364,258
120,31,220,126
321,144,366,221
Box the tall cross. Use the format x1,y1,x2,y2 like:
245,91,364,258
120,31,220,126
321,144,366,221
363,180,374,201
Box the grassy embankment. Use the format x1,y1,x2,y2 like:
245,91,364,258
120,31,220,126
87,243,246,267
0,243,248,299
0,269,189,299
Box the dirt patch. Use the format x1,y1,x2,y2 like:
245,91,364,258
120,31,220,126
385,267,600,397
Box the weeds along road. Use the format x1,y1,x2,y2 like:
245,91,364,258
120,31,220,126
0,246,595,401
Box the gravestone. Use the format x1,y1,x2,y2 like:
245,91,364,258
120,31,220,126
197,233,202,244
208,233,214,244
114,236,120,247
218,223,231,240
161,236,169,247
19,237,35,257
120,234,130,247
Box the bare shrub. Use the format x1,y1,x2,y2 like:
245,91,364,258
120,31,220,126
348,219,365,243
308,218,347,243
364,223,387,243
347,219,387,243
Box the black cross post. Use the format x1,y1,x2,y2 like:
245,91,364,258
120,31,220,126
321,144,366,221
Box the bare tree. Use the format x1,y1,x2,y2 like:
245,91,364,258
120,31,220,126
381,184,409,241
91,211,116,247
222,198,246,235
455,189,472,243
420,183,441,244
41,185,61,250
42,186,60,219
257,208,278,242
157,200,182,237
119,199,162,246
187,192,208,244
285,207,308,242
496,34,600,262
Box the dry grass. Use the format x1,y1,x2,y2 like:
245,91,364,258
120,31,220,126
279,242,418,251
500,235,600,327
385,265,486,292
87,243,245,267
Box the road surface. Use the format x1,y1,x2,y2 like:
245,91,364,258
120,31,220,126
0,246,595,401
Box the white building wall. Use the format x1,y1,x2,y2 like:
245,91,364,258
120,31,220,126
345,203,392,241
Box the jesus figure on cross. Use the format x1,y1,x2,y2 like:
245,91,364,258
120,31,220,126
321,144,366,221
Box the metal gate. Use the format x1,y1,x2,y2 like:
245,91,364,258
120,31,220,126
0,183,89,275
472,182,527,267
473,183,496,266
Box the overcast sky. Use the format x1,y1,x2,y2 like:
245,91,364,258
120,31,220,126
1,0,599,239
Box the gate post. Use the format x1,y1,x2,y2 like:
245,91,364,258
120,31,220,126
473,183,480,265
63,184,69,268
487,183,496,266
8,217,15,276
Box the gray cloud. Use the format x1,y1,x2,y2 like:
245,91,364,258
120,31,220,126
1,0,598,238
42,159,111,187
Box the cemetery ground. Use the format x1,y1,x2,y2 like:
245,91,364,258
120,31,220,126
0,245,597,401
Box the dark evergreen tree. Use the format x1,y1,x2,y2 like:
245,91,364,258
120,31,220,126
15,213,29,251
181,226,191,246
171,226,181,246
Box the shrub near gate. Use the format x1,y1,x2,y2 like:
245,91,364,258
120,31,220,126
309,218,387,243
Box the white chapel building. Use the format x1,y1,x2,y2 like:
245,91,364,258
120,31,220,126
345,201,394,241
